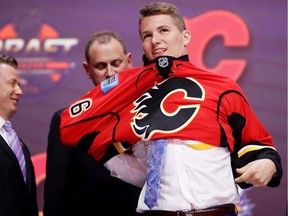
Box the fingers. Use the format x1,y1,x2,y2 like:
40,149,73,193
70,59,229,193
234,168,248,184
234,161,273,187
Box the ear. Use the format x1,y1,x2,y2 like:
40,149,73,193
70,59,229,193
126,53,133,68
82,62,91,79
183,30,191,46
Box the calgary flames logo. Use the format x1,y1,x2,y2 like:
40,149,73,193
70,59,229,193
131,77,205,140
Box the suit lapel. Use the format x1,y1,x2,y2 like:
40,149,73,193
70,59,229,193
0,135,20,165
0,135,28,187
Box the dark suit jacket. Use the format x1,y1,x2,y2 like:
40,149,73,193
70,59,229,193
44,109,142,216
0,133,38,216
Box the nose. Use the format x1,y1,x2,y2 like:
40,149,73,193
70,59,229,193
151,33,161,44
105,65,117,77
15,84,23,96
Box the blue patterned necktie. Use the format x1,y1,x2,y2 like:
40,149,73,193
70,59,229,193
144,139,168,209
3,122,26,182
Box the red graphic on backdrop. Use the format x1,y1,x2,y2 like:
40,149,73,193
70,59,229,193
0,10,78,101
31,152,46,185
184,10,250,81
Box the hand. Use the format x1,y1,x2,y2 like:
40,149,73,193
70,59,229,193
234,159,276,187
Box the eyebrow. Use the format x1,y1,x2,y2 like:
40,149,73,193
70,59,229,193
141,24,171,34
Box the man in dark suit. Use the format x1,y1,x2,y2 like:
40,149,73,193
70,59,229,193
43,31,142,216
0,55,38,216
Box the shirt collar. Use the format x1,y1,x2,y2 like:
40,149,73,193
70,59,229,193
142,54,189,66
0,117,7,129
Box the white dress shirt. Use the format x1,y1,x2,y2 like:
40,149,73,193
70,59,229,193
0,117,10,145
104,140,149,188
104,139,240,212
136,139,240,212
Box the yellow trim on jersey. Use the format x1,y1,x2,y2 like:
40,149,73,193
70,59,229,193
112,142,127,153
187,143,216,150
238,145,276,158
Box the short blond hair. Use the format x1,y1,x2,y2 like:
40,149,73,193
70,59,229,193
139,2,186,32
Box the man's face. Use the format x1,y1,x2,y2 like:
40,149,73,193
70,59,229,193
139,14,190,61
0,64,23,120
83,38,132,86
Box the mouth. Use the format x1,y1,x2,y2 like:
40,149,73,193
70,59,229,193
153,48,167,57
11,98,19,104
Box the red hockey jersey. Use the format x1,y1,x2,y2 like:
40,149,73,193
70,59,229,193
60,57,274,161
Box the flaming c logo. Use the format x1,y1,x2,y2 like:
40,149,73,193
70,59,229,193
184,10,250,81
131,77,205,140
